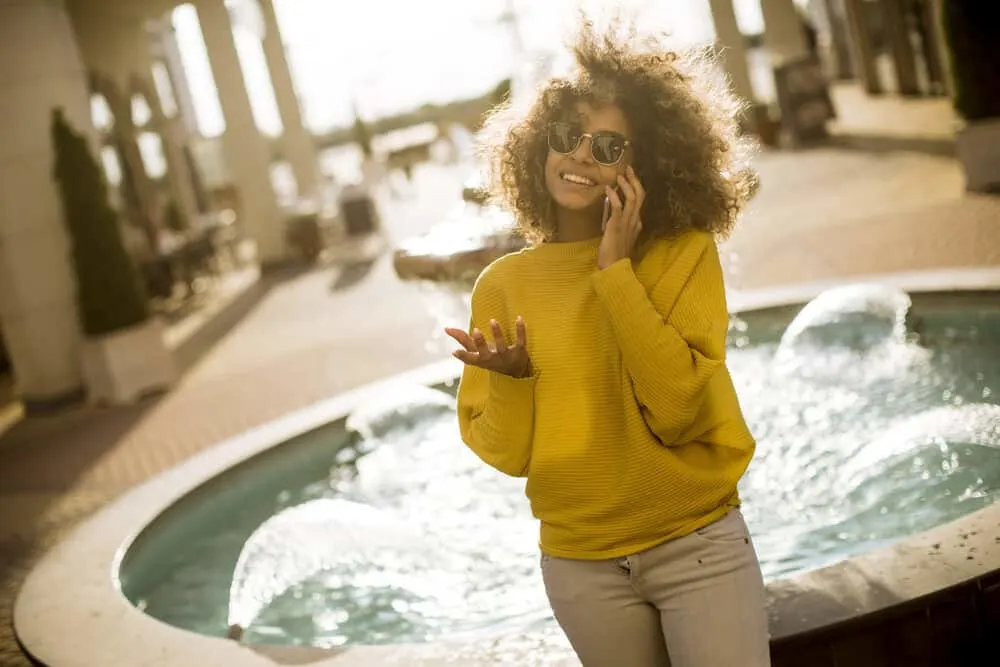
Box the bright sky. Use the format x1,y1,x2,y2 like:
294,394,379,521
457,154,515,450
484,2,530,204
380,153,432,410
173,0,768,137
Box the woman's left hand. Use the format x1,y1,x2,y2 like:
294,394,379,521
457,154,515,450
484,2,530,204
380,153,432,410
597,165,645,270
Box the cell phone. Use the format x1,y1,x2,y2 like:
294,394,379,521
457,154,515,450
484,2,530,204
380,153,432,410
602,185,624,231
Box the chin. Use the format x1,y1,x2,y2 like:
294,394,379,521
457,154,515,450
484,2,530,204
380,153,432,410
551,190,602,211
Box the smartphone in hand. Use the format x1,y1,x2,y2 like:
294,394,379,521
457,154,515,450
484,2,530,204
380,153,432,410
602,185,623,232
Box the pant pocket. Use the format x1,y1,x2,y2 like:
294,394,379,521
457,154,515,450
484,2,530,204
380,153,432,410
693,509,751,546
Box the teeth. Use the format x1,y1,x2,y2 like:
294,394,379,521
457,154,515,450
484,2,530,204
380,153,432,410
561,173,595,186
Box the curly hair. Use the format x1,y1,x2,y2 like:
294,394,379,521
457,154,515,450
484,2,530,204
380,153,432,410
477,16,759,244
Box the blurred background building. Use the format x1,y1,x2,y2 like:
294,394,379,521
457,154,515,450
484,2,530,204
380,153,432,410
0,0,989,410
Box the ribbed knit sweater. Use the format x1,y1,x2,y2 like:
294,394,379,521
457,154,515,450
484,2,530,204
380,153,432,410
456,230,755,559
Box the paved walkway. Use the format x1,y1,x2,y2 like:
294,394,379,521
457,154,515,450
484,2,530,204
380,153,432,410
2,85,999,666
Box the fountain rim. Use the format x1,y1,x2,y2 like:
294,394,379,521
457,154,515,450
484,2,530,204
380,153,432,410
13,265,1000,667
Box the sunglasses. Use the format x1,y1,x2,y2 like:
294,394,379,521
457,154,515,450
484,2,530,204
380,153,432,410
547,121,631,166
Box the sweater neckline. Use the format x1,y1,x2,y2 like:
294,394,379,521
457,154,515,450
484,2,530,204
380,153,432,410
530,236,602,259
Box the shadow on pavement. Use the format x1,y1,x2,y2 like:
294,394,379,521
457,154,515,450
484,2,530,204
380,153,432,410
330,259,378,292
823,132,956,158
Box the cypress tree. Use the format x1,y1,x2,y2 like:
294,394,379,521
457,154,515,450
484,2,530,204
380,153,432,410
51,108,149,337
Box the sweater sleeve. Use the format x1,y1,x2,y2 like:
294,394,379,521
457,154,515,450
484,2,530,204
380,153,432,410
591,234,727,444
455,274,537,477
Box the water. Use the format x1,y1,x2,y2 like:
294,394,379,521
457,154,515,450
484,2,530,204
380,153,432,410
127,292,1000,650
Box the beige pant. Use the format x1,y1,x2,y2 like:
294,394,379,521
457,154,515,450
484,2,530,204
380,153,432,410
541,509,771,667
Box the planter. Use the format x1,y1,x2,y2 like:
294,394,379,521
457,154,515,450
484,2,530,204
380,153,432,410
81,318,176,405
955,117,1000,193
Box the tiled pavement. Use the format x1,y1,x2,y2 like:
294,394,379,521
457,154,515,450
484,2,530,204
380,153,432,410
1,85,998,666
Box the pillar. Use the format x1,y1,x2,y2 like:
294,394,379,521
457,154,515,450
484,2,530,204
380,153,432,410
823,0,857,79
198,0,285,264
151,17,212,212
759,0,810,65
67,7,162,249
912,0,948,95
96,72,161,250
156,18,201,137
843,0,883,94
258,0,321,201
0,0,86,405
708,0,756,103
132,24,201,228
132,68,200,228
882,0,921,95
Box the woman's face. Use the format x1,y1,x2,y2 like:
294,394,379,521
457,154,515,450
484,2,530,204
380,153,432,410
544,101,633,212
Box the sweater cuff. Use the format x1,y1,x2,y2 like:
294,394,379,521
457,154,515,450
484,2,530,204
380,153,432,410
488,370,537,413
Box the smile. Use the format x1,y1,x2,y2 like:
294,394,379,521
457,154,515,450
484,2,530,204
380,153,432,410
560,172,596,186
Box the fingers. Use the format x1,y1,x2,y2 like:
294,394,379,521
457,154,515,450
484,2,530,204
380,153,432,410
448,318,528,368
490,319,507,353
452,349,478,364
446,326,484,366
616,173,636,222
514,315,527,348
451,327,492,367
444,327,476,352
604,186,623,227
626,165,645,207
618,166,644,238
471,328,492,358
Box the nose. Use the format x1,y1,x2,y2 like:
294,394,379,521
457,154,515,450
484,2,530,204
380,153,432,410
570,135,594,164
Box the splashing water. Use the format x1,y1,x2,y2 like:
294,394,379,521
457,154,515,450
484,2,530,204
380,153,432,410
130,289,1000,649
345,383,455,442
777,283,914,353
229,386,548,645
227,498,431,630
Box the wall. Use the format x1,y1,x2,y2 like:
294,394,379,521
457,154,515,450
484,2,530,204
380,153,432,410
0,0,95,407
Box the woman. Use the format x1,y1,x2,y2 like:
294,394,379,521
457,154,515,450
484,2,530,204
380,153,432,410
444,18,769,667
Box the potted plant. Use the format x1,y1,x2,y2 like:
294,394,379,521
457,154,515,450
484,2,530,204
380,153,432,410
942,0,1000,192
51,109,175,404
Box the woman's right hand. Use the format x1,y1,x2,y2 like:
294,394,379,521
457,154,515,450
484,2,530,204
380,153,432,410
445,316,531,379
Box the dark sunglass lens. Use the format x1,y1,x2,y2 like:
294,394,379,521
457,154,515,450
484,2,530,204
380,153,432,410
592,134,625,164
549,123,580,154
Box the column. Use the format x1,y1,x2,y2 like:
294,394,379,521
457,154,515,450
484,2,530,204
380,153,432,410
134,68,201,227
97,72,161,250
198,0,285,264
759,0,810,65
823,0,856,79
843,0,883,94
882,0,920,95
151,18,212,212
924,0,953,95
0,0,86,405
132,23,201,226
156,18,201,137
708,0,755,103
68,7,162,249
259,0,321,201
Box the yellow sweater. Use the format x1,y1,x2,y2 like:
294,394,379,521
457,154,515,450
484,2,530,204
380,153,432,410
456,230,756,559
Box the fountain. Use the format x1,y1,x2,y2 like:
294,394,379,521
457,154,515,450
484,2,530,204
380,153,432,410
13,281,1000,667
